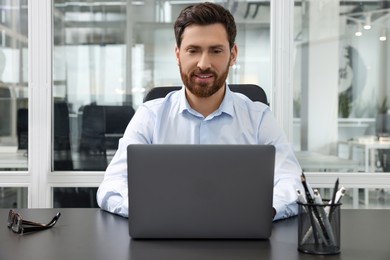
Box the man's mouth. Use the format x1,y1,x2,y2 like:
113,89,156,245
194,73,214,80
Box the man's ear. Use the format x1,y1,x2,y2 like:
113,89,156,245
229,44,238,66
175,45,180,65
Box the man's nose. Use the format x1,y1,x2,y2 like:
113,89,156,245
197,53,211,71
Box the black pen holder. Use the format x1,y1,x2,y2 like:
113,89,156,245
297,201,341,255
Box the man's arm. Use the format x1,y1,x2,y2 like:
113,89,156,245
96,104,155,217
96,145,129,217
257,109,303,221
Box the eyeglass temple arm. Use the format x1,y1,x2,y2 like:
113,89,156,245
22,212,61,228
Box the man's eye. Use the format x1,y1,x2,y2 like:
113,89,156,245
187,49,197,54
212,49,223,54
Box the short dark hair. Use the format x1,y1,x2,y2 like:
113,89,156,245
174,2,237,49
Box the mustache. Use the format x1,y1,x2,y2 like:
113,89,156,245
191,69,217,76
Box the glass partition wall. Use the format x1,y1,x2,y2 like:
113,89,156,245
50,0,272,207
0,0,28,207
293,1,390,208
1,0,390,209
52,1,272,171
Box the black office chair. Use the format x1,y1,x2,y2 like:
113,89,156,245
17,108,28,150
53,101,74,170
79,105,107,153
78,104,135,171
54,102,72,151
78,105,107,171
143,84,268,105
104,105,135,150
16,103,74,170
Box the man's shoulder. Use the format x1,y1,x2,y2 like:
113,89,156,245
230,91,269,113
141,89,181,112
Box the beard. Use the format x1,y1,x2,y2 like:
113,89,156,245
179,62,230,98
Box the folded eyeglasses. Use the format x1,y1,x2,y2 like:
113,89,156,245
7,210,61,234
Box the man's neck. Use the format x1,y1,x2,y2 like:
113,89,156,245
185,85,226,117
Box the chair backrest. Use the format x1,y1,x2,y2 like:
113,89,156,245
17,102,72,152
104,105,135,150
17,108,28,150
79,105,107,155
78,104,135,171
54,101,72,151
143,84,268,105
79,104,135,154
105,105,135,134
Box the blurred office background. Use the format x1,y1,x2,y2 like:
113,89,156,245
0,0,390,210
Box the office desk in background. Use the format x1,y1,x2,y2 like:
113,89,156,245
0,208,389,260
338,140,390,172
0,150,27,170
296,151,360,172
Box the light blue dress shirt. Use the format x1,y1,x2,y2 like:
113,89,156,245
97,85,303,221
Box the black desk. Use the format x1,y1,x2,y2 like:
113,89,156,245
0,208,389,260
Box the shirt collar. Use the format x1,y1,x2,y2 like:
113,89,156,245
178,84,234,119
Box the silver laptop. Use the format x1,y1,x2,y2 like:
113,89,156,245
127,144,275,239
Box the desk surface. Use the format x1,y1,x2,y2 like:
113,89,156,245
0,208,389,260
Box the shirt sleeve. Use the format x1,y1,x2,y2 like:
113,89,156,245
257,108,304,221
96,104,155,217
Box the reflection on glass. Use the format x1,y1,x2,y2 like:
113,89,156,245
0,1,28,171
52,1,271,171
0,187,28,208
53,1,129,171
293,1,390,172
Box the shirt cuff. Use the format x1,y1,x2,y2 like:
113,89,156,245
273,200,298,221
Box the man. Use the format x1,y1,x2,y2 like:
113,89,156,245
97,2,303,221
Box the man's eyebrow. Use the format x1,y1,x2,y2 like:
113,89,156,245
184,45,200,49
209,44,226,49
184,44,226,49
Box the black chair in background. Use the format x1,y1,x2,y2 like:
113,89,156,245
143,84,268,105
104,105,135,150
79,105,107,171
78,104,135,171
53,101,74,170
54,102,72,151
79,105,107,156
17,102,74,170
17,108,28,150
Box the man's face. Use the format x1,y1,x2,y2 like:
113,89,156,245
175,23,237,98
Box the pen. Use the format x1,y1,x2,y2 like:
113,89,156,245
296,189,319,244
298,189,326,245
326,187,347,212
314,189,335,246
327,187,347,223
296,189,307,204
301,172,314,203
334,187,347,204
300,174,332,245
330,178,339,205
